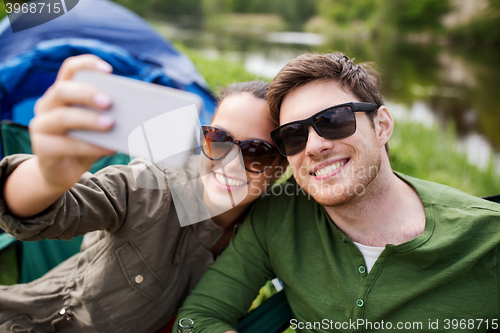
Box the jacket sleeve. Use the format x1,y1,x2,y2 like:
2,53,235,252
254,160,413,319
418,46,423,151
0,154,169,241
175,196,277,333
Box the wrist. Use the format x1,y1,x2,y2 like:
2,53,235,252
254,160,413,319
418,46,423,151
33,157,71,194
3,157,68,218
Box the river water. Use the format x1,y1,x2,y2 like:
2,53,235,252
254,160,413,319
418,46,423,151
157,21,500,171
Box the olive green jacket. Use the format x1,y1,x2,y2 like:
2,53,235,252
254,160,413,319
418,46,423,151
0,154,223,333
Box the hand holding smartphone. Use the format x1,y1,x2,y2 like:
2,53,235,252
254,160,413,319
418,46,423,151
70,70,203,168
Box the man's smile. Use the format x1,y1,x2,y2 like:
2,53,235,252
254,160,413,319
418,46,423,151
310,158,350,179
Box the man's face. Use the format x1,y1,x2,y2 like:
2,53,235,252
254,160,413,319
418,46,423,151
280,80,382,207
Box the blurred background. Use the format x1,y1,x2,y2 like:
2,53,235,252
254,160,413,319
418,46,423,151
111,0,500,174
1,0,499,194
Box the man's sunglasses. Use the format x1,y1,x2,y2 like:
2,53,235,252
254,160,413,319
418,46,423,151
201,126,279,173
270,102,379,157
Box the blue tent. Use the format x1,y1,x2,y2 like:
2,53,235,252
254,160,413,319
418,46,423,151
0,0,216,128
0,0,218,260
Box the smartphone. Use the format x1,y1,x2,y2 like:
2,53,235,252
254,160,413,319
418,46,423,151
69,70,203,169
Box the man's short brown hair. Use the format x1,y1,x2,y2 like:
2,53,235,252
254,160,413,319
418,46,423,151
268,52,384,125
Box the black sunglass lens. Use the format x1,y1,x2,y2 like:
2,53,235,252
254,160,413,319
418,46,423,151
276,123,307,156
315,106,356,140
240,142,275,172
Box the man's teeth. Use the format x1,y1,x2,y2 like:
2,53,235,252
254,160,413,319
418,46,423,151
314,161,346,177
215,173,246,186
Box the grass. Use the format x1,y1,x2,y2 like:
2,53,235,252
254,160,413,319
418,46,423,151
390,120,500,197
174,43,268,91
205,14,286,34
0,245,18,285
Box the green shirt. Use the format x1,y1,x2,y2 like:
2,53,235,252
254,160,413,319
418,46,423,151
177,173,500,333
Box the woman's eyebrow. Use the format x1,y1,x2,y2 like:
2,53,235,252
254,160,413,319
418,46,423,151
209,124,270,142
210,124,231,135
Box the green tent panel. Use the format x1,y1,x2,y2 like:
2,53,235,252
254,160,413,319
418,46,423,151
0,121,130,283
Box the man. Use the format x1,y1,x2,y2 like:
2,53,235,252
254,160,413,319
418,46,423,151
176,52,500,332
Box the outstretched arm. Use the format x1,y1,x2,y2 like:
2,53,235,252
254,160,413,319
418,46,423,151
3,55,115,218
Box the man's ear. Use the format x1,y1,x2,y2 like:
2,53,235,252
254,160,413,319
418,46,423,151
374,106,393,147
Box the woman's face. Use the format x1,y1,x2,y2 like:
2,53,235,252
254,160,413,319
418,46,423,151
200,92,285,214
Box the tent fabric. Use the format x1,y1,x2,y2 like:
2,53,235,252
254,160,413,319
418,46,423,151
0,0,217,128
0,121,131,172
236,291,293,333
0,233,17,252
19,236,85,284
0,38,216,126
0,0,207,87
0,121,131,279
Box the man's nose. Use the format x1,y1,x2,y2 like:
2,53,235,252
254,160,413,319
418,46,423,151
303,126,335,157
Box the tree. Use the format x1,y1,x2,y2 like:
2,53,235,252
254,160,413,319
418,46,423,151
318,0,379,26
1,2,7,20
381,0,450,33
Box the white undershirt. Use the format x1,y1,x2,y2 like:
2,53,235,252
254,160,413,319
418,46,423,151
353,242,385,273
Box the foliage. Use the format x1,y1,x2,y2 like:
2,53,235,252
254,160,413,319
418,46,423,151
271,0,316,28
151,0,203,18
0,246,18,285
316,0,451,35
0,2,7,20
448,0,500,45
380,0,451,33
204,13,286,33
248,280,277,311
111,0,150,17
318,0,379,26
111,0,500,44
201,0,231,16
247,280,296,333
110,0,315,29
201,0,316,28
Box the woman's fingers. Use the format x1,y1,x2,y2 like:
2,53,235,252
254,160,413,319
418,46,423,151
21,55,116,191
32,133,114,158
30,106,116,159
30,106,114,135
56,54,112,82
35,80,112,115
36,54,113,115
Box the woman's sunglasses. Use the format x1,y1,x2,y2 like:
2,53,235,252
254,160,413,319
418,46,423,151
270,102,379,156
201,126,279,173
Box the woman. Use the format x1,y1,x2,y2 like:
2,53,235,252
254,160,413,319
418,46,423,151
0,55,286,333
